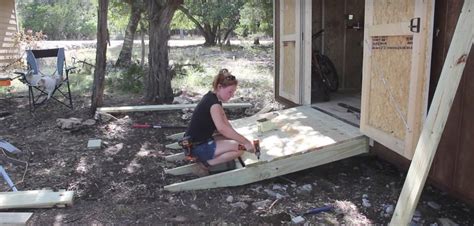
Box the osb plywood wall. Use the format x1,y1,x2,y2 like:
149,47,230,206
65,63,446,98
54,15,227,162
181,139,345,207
373,1,413,24
368,36,412,139
283,0,296,35
282,42,296,95
367,1,415,139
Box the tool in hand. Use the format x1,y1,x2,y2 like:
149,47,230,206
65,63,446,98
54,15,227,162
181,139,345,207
178,136,195,161
238,139,261,160
237,144,247,167
132,124,187,129
253,139,261,159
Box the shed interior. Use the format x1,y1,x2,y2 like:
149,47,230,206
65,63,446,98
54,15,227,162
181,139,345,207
310,0,365,127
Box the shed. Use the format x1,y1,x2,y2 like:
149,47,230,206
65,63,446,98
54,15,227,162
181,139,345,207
274,0,474,204
0,0,19,69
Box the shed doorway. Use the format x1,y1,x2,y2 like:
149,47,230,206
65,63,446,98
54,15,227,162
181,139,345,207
310,0,365,127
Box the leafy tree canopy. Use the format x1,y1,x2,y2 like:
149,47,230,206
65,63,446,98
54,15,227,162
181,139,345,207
178,0,245,45
236,0,273,37
17,0,98,40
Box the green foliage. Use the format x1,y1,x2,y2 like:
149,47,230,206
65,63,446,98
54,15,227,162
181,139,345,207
172,65,213,93
236,0,273,38
171,10,194,30
17,0,98,40
108,0,132,38
16,0,136,40
180,0,245,44
106,63,145,94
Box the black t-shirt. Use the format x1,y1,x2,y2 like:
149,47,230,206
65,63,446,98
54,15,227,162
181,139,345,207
185,91,222,143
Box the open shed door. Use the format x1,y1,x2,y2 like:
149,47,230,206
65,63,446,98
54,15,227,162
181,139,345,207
361,0,434,159
278,0,301,103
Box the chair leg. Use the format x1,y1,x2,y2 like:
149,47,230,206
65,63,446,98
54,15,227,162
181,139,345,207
28,86,34,112
66,79,73,109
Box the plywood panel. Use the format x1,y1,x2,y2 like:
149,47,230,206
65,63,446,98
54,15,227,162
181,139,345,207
282,0,296,35
361,0,434,159
278,0,300,104
224,106,364,165
282,42,296,95
368,36,412,139
373,0,414,25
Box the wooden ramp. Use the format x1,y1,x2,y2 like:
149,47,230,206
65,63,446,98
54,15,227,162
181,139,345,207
164,106,368,192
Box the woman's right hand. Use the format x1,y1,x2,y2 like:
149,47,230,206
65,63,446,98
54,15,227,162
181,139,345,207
243,140,255,153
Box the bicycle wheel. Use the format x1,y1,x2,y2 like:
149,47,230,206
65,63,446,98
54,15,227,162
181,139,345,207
318,55,339,92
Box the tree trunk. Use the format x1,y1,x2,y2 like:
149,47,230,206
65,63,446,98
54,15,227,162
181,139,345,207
253,37,260,45
145,0,182,104
140,29,145,68
115,1,143,67
91,0,109,115
203,23,217,46
177,5,218,46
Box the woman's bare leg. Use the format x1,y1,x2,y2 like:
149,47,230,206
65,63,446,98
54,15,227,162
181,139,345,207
207,139,243,166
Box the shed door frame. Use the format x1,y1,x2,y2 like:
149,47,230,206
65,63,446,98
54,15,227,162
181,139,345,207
361,0,435,159
277,0,312,105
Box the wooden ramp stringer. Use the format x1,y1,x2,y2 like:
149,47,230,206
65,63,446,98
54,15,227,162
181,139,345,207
164,136,368,191
0,212,33,225
0,190,74,209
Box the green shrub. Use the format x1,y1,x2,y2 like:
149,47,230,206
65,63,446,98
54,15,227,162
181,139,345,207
106,64,145,94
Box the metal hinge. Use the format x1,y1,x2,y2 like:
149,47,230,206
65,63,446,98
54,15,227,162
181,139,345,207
410,17,421,33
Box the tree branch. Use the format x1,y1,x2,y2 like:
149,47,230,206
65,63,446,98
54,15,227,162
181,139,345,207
177,5,206,35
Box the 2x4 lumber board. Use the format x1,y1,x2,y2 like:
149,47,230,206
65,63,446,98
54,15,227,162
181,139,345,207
165,163,200,175
390,1,474,224
165,142,181,150
0,190,74,209
97,103,252,113
164,136,368,191
165,152,185,162
166,132,185,140
0,212,33,225
166,156,249,175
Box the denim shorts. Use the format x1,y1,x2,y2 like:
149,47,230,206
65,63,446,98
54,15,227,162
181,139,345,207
192,138,216,163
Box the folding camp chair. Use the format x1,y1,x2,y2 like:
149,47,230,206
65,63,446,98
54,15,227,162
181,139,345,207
15,48,75,111
0,139,23,192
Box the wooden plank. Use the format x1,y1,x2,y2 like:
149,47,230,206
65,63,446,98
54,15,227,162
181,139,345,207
164,152,185,162
302,0,312,105
166,132,185,140
278,0,301,103
164,136,368,191
405,0,435,158
361,0,435,159
390,1,474,224
0,212,33,225
0,190,74,209
97,103,252,113
165,163,200,175
165,142,180,150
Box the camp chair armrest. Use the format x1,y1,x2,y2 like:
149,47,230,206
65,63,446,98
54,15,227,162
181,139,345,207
13,71,26,80
14,71,26,76
66,66,77,72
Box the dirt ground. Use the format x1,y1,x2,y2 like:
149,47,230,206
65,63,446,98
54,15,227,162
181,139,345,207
1,93,473,225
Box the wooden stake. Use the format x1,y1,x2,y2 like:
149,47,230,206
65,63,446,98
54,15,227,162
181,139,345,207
390,1,474,224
